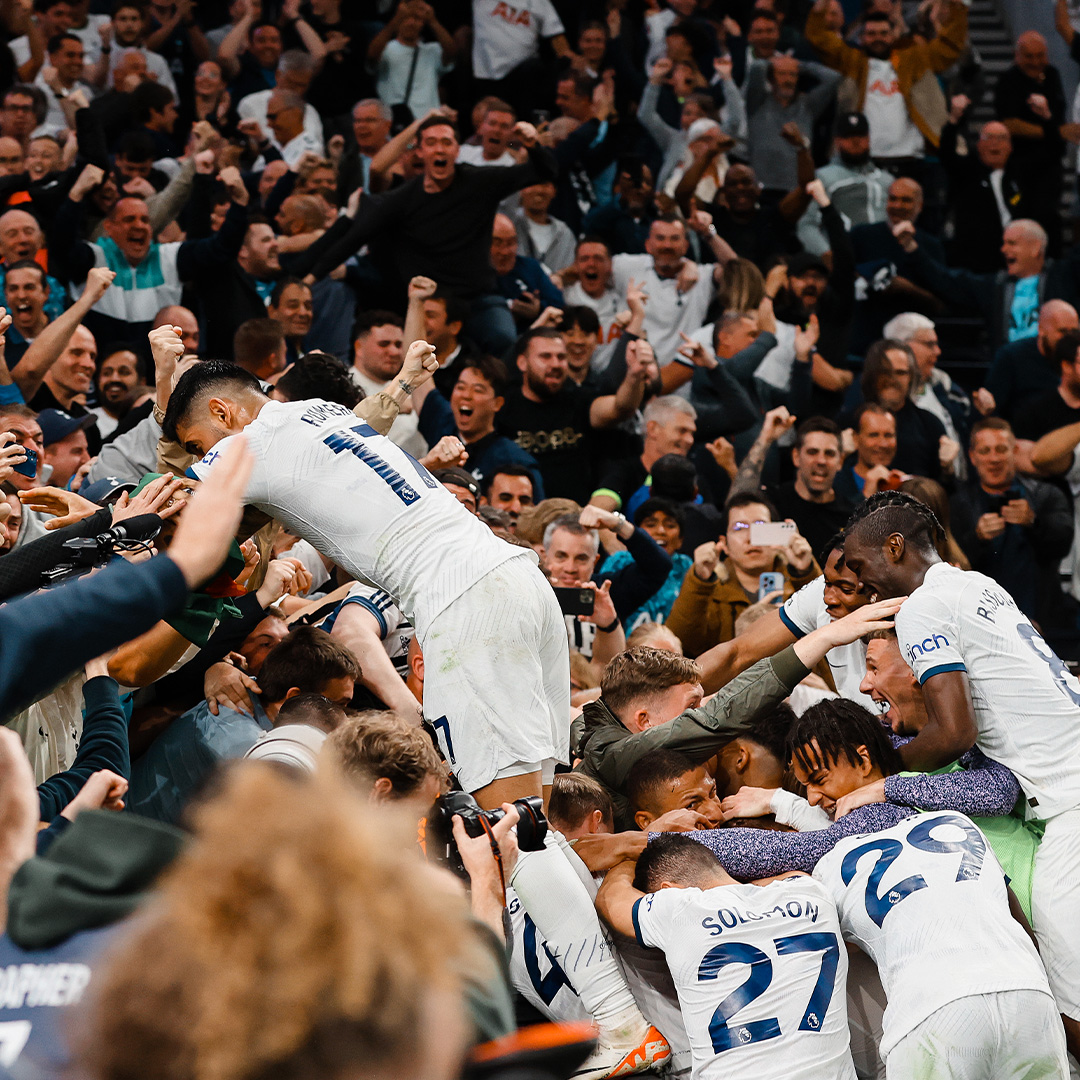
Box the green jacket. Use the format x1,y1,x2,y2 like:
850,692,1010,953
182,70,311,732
573,646,810,831
7,811,185,950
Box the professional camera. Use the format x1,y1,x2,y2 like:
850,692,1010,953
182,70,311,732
428,790,548,879
40,514,162,586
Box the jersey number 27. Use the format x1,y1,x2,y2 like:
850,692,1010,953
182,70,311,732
697,932,840,1054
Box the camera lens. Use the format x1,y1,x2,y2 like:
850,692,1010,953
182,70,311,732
511,795,548,851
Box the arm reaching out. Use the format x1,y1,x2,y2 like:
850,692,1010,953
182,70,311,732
166,438,255,589
1030,420,1080,476
330,603,423,722
14,267,116,402
403,276,439,414
792,596,905,670
898,669,980,771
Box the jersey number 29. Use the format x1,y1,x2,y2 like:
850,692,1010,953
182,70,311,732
840,814,986,928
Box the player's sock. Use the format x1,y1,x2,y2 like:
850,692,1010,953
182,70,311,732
510,838,640,1030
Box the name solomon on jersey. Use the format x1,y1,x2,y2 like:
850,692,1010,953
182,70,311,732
700,892,824,937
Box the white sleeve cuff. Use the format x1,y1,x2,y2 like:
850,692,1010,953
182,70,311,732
770,789,832,832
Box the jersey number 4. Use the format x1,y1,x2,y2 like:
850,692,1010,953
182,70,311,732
840,814,986,928
697,932,839,1054
523,914,576,1006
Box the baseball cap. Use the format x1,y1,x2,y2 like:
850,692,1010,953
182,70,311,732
244,724,327,773
787,252,829,277
835,111,869,137
80,475,137,505
36,408,95,447
432,466,480,498
686,118,721,143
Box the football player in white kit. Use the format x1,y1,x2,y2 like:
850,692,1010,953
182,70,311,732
168,350,568,806
158,330,670,1077
691,533,878,707
693,491,960,702
842,495,1080,1060
815,808,1067,1079
596,833,857,1080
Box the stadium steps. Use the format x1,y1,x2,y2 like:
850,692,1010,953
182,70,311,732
934,0,1030,382
968,0,1017,115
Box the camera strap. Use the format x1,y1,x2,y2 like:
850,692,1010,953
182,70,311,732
479,817,507,906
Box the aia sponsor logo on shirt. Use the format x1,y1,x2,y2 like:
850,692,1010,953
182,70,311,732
868,76,900,96
490,2,532,26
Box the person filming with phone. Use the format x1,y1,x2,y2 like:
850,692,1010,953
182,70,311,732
666,492,819,658
542,506,672,666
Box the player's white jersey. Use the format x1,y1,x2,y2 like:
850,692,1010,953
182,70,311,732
895,562,1080,819
780,576,877,710
506,884,591,1024
191,400,521,631
633,877,856,1080
508,839,694,1074
321,583,414,679
813,811,1052,1059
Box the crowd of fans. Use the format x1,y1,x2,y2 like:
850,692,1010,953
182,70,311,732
0,0,1078,1077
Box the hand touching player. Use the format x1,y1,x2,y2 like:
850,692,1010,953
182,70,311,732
794,597,905,672
650,808,714,831
205,657,261,716
825,596,905,645
720,786,777,822
110,474,187,524
255,556,310,606
567,832,647,874
832,777,886,819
